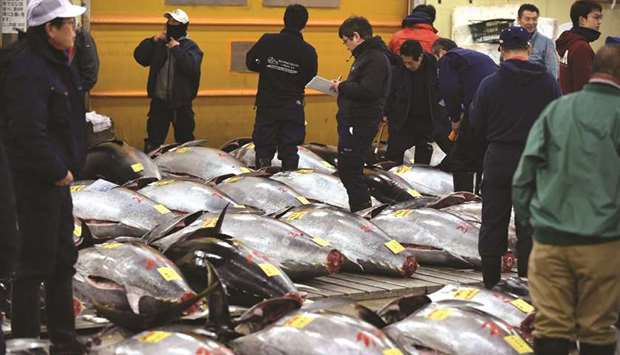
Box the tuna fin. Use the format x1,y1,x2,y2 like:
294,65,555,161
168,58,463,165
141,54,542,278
376,294,432,324
142,210,205,244
355,304,388,328
234,294,303,335
121,177,159,190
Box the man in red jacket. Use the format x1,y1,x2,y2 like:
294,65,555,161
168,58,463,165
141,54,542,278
389,5,438,54
556,0,603,94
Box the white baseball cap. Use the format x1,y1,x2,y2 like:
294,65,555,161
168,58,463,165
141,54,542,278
164,9,190,24
27,0,86,27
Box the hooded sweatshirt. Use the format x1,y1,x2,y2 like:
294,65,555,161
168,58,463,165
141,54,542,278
389,22,439,54
471,59,561,147
556,27,600,94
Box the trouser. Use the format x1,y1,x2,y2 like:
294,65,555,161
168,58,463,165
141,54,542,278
0,324,4,355
146,98,195,150
452,172,481,193
478,145,528,287
252,101,305,171
337,121,378,212
530,239,620,354
11,182,79,350
385,118,433,165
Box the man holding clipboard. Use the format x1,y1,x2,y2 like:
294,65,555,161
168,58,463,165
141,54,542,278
246,4,318,170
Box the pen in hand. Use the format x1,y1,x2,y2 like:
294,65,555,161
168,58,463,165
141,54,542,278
330,75,342,93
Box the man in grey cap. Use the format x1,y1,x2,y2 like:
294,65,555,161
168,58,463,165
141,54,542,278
134,9,203,152
1,0,88,353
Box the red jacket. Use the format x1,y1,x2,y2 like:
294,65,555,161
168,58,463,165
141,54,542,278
389,24,439,54
556,30,594,94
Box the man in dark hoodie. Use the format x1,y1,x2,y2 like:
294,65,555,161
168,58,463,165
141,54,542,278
329,16,391,212
384,39,443,164
471,27,561,289
556,0,603,94
389,5,439,54
134,9,203,152
246,4,318,170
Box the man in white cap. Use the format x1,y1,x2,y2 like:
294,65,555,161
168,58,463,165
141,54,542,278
1,0,88,353
134,9,203,152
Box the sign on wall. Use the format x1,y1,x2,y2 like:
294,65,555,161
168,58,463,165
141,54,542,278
230,41,255,73
1,0,26,34
263,0,340,8
166,0,247,5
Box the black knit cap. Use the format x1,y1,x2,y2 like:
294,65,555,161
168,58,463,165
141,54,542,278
284,4,308,31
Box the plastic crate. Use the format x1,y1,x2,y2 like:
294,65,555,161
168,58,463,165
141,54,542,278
468,19,515,44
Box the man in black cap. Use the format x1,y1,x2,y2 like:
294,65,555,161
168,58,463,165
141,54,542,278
134,9,203,152
470,26,560,288
246,4,318,170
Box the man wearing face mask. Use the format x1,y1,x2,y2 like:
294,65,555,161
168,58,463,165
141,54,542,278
134,9,203,152
556,0,603,94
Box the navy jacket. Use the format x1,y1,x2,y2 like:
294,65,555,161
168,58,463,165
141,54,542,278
134,37,203,108
337,37,393,126
2,32,87,185
471,59,561,149
0,137,17,278
246,28,318,108
437,48,497,122
72,28,99,91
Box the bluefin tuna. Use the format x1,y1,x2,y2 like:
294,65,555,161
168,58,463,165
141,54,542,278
389,165,454,196
154,146,252,181
231,142,337,174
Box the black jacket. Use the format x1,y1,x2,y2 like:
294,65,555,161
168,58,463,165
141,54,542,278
134,36,203,108
384,53,446,135
246,28,318,108
71,28,99,91
337,37,392,126
0,137,17,278
2,32,87,185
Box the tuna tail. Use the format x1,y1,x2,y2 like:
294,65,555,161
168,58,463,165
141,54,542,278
76,218,95,249
355,304,388,328
376,294,432,324
121,176,159,190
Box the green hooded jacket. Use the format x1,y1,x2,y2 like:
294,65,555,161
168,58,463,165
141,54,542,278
512,81,620,245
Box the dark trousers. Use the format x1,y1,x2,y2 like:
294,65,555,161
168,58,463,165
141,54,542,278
478,145,530,285
252,102,305,171
11,183,78,348
385,118,433,165
338,121,378,212
146,98,195,150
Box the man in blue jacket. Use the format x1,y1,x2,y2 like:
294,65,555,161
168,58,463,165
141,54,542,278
471,27,561,288
432,38,497,192
517,3,558,79
246,4,318,170
2,0,89,352
134,9,203,152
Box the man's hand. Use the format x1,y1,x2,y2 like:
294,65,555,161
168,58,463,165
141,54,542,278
381,116,388,123
153,32,166,42
55,171,74,187
329,80,341,94
166,38,180,49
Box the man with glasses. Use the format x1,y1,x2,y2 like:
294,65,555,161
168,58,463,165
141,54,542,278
556,0,603,94
329,16,392,212
1,0,88,352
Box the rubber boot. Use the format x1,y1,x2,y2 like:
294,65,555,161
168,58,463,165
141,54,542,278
481,256,501,289
533,337,571,355
256,158,272,169
11,278,42,338
45,277,85,355
579,342,616,355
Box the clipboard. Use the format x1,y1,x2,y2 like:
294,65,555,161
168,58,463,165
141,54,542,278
306,76,338,97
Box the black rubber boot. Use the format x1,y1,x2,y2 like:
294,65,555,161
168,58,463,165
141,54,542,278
481,256,501,289
45,277,84,355
533,337,571,355
579,342,616,355
11,278,42,338
256,158,272,169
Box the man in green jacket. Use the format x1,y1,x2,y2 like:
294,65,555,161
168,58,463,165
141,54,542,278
512,44,620,355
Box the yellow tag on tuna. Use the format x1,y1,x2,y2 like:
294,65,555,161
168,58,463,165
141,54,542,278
70,185,85,193
73,224,82,237
312,237,330,247
258,263,281,277
131,163,144,173
453,288,480,300
297,168,314,174
158,267,182,282
504,335,533,354
153,204,171,214
101,242,123,249
286,314,315,329
175,147,191,153
392,209,413,218
155,179,175,186
239,167,251,173
202,218,218,228
224,176,241,184
383,349,404,355
427,308,452,321
385,240,405,254
247,143,255,149
296,196,310,204
511,299,535,313
407,189,422,197
286,211,307,221
139,331,171,343
321,161,335,168
395,165,412,174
